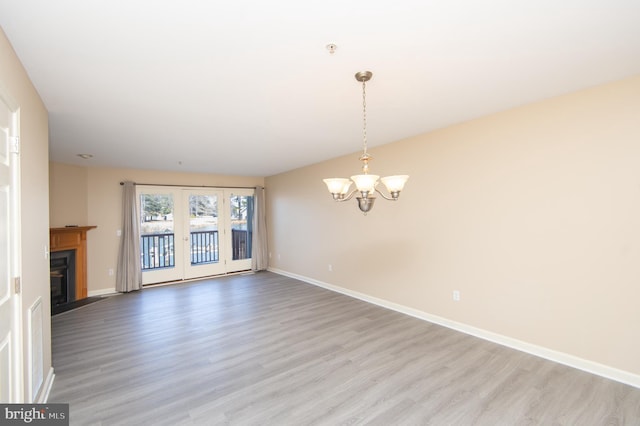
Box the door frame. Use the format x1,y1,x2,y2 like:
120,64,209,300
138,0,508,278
0,84,24,402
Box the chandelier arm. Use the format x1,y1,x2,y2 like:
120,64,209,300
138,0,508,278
335,188,359,202
374,187,397,201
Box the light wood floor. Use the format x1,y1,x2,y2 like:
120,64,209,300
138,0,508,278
49,272,640,425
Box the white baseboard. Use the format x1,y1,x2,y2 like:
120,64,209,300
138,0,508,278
268,267,640,389
88,287,117,297
38,367,54,403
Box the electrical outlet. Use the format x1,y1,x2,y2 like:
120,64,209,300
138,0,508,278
328,264,332,272
453,290,460,301
108,268,114,276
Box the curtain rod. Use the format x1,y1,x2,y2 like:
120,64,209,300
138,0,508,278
120,182,259,190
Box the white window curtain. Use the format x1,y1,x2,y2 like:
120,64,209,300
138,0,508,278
116,181,142,292
251,186,268,271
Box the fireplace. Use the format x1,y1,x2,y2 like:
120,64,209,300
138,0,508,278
50,250,76,308
50,226,96,305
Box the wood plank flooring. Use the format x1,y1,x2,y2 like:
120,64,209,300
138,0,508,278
49,272,640,425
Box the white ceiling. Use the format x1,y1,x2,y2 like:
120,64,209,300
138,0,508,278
1,1,639,177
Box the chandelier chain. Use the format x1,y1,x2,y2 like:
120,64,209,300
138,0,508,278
362,79,367,155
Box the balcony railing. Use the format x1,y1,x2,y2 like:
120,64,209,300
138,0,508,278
190,230,219,265
141,233,175,270
141,229,250,271
232,229,251,260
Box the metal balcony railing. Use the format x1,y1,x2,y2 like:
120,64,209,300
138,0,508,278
232,229,250,260
141,233,175,270
190,230,219,265
141,229,250,270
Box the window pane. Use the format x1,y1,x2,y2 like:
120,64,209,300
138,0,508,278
189,194,219,265
140,193,175,270
230,194,254,260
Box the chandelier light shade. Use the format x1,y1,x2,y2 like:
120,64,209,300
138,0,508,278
323,178,352,196
323,71,409,214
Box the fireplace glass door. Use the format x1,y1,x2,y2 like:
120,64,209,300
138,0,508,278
50,250,76,308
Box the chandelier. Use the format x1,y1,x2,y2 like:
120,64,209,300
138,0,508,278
323,71,409,214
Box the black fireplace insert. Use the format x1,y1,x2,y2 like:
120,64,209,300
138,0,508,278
50,250,76,308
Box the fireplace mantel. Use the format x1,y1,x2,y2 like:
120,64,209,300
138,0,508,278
50,226,96,300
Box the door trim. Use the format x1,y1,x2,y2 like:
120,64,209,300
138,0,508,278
0,83,24,402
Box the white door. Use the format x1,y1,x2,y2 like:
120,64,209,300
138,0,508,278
0,89,22,402
225,189,255,273
183,189,226,279
138,187,183,285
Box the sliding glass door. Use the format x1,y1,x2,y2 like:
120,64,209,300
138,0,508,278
138,186,254,285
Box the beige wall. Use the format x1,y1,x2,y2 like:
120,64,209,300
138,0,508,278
49,162,88,227
266,75,640,378
49,164,264,294
1,28,51,401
